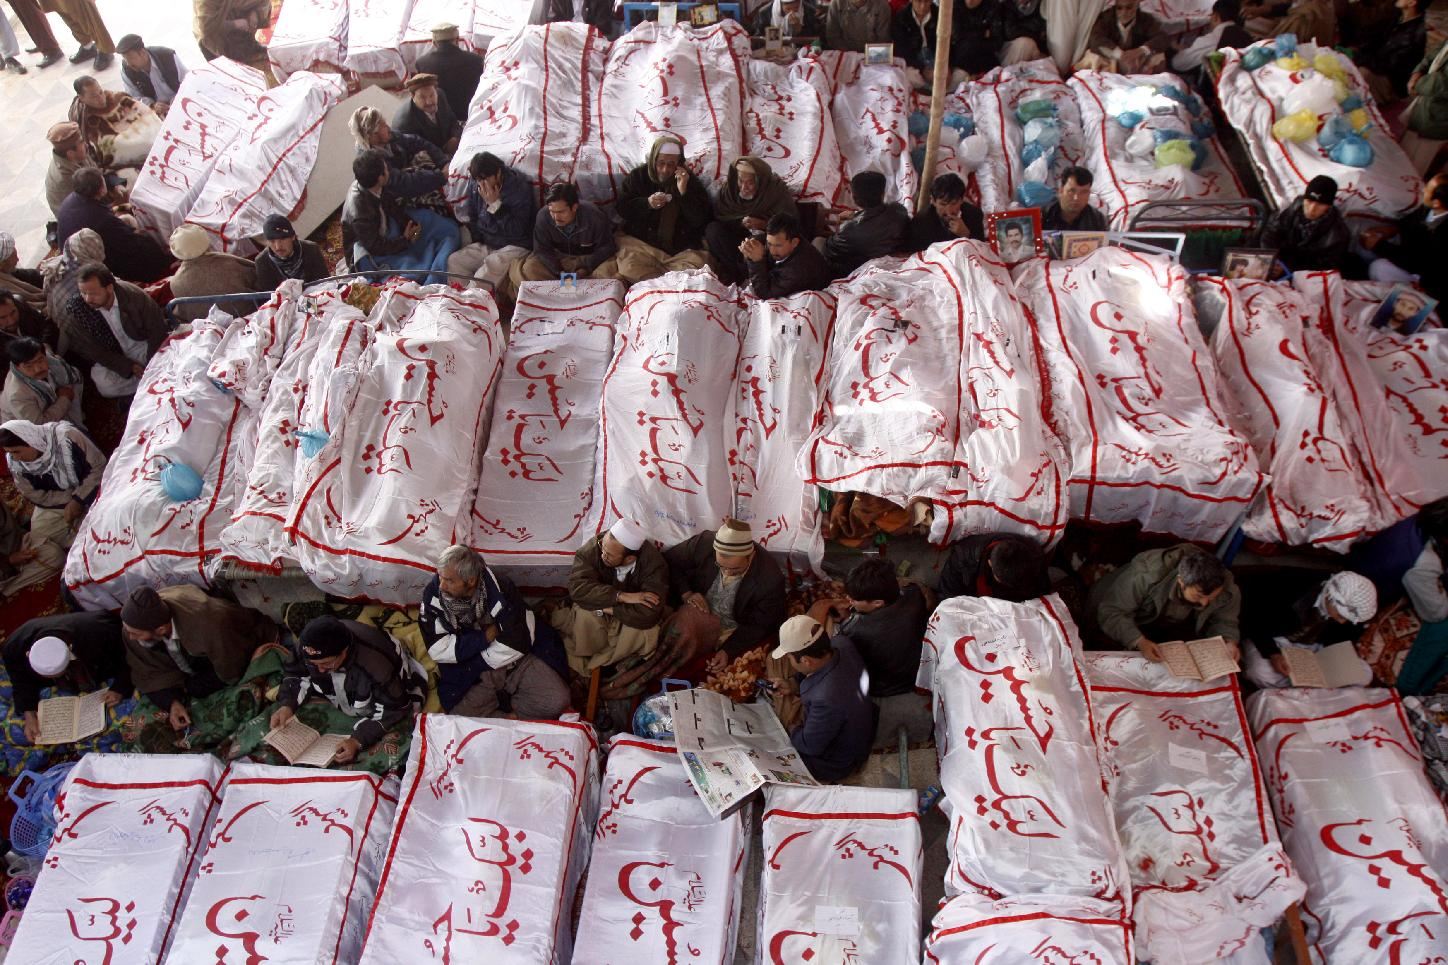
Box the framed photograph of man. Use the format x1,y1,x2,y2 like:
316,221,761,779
689,2,720,26
764,25,783,50
864,43,894,65
1060,231,1107,260
1220,247,1276,281
1370,285,1437,336
987,208,1043,265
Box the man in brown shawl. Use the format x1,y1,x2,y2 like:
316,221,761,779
704,156,799,283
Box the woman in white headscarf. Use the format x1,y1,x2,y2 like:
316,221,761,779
0,418,107,547
1241,569,1378,689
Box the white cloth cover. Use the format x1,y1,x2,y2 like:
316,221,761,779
580,22,750,206
446,23,607,214
1068,70,1249,229
757,784,923,964
343,0,416,81
168,763,399,965
1016,246,1263,540
7,754,224,965
1086,653,1306,964
1139,0,1214,33
828,56,917,207
186,71,347,254
286,283,504,603
966,58,1089,216
1295,271,1448,523
1247,687,1448,963
130,58,268,242
799,240,1069,546
268,0,350,81
574,736,748,963
910,86,983,188
920,595,1130,908
1215,43,1422,222
924,893,1135,964
743,56,843,207
468,279,624,574
1201,276,1381,549
359,715,600,964
206,281,306,409
63,320,256,609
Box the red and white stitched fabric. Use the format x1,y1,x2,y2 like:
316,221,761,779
924,893,1136,963
7,754,223,965
1295,271,1448,523
594,273,745,550
206,281,306,409
798,240,1069,546
1140,0,1214,34
342,0,416,82
168,764,399,965
64,320,255,609
581,21,751,207
1200,276,1381,550
1067,70,1249,230
446,23,607,214
129,58,267,243
909,87,985,198
359,715,600,964
757,785,923,964
215,289,371,574
267,0,350,81
1016,246,1263,540
400,0,539,69
966,58,1089,216
185,71,347,255
828,56,917,207
468,280,625,577
573,736,748,963
286,283,504,604
1215,43,1422,223
1086,653,1305,964
920,595,1131,908
743,56,843,207
1247,687,1448,963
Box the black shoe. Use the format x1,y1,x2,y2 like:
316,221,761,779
3,57,26,75
37,51,62,68
69,43,96,64
92,51,113,70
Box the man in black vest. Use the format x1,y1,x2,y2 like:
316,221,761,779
414,23,484,123
116,34,186,118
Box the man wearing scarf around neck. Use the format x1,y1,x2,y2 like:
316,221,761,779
704,156,799,283
253,216,329,291
2,338,84,426
615,135,714,284
0,418,106,546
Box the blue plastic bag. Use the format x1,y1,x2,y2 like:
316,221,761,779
1021,140,1055,167
1191,118,1216,140
1317,113,1352,149
1242,46,1274,70
296,428,330,458
1273,33,1297,57
943,112,975,137
1152,129,1187,145
1016,180,1056,207
1330,134,1374,168
910,145,926,171
1340,94,1364,112
160,462,204,502
1115,109,1145,129
908,111,930,138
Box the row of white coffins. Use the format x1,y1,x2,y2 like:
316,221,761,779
12,597,1447,962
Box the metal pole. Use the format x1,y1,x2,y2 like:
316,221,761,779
914,0,955,214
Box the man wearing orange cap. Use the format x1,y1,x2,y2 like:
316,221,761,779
392,72,461,156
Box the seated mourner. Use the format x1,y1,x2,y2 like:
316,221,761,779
0,418,106,546
446,152,536,292
823,171,909,278
819,557,930,698
1260,175,1350,274
1088,544,1242,663
3,611,131,744
908,173,986,251
772,614,874,782
743,213,832,299
2,337,84,427
704,156,798,284
558,519,670,675
1239,569,1376,689
937,531,1050,601
614,134,713,284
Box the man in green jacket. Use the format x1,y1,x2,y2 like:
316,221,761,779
1404,42,1448,175
1087,544,1242,663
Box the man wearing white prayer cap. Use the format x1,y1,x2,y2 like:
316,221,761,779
1241,569,1378,690
557,519,671,675
1,611,132,744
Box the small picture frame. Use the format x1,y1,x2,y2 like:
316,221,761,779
689,2,719,26
657,1,678,26
1220,247,1276,281
559,272,578,289
864,43,894,66
1370,284,1437,336
1060,231,1108,260
987,207,1043,265
764,25,783,51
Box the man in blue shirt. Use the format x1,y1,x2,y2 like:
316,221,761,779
772,614,874,782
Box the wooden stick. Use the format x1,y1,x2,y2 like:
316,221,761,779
914,0,955,214
1283,902,1311,964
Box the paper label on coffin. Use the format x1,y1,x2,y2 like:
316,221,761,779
1201,276,1383,549
1016,247,1263,541
360,715,600,964
64,321,254,609
743,57,843,206
7,754,224,965
342,0,414,80
758,785,923,963
924,893,1134,963
1246,688,1448,964
469,280,624,576
830,59,916,207
574,737,748,964
922,595,1130,903
168,763,398,965
267,0,349,81
130,58,267,242
287,284,505,604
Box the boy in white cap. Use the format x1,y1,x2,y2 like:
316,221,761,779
771,614,874,782
559,519,671,674
2,611,131,743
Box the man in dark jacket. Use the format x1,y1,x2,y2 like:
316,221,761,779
349,106,449,209
705,156,799,283
1041,166,1109,232
270,615,424,763
954,0,1000,75
824,171,909,277
772,615,874,782
1261,175,1351,273
391,72,461,156
1354,0,1425,103
447,152,536,291
254,215,330,290
909,173,986,251
543,0,615,38
57,167,174,284
938,531,1050,601
1358,173,1447,301
892,0,952,82
517,182,620,283
116,33,185,116
419,545,570,719
1082,0,1168,72
341,150,457,284
994,0,1047,64
664,518,789,672
615,134,713,283
3,611,132,744
0,292,60,356
1087,544,1242,663
743,213,832,298
560,519,670,674
823,557,930,698
61,262,167,398
414,23,484,119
